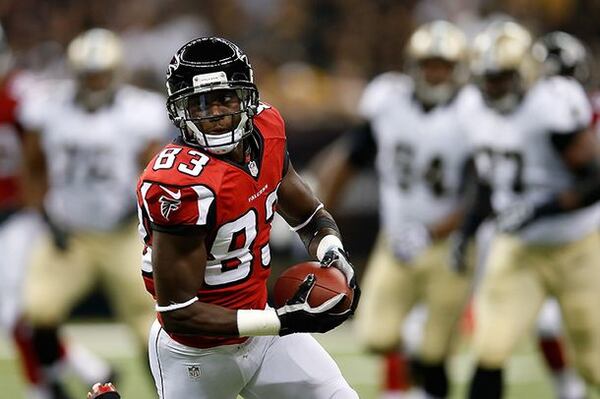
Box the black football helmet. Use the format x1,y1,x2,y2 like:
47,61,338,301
532,31,590,84
166,37,259,154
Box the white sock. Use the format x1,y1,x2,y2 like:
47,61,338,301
66,343,112,385
553,368,586,399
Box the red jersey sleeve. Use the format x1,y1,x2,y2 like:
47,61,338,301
139,181,216,234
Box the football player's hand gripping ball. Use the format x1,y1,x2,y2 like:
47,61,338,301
320,247,360,312
276,274,353,336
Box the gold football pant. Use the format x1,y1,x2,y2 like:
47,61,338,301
355,234,472,363
23,220,154,346
473,232,600,385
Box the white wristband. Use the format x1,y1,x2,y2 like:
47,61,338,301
290,203,324,232
155,297,198,313
237,309,281,336
316,234,344,261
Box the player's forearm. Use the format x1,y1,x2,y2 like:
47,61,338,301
162,302,282,337
21,171,47,211
295,208,344,259
532,160,600,218
160,301,239,336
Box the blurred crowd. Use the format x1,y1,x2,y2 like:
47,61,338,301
3,0,600,133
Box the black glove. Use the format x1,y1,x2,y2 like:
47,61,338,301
42,210,70,251
277,274,352,336
448,233,469,274
320,247,361,314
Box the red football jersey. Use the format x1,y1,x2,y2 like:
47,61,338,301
137,104,287,348
0,73,24,211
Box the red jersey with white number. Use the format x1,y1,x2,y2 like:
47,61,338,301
0,73,24,211
137,104,286,348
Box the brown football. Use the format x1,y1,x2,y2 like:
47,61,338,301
273,261,352,313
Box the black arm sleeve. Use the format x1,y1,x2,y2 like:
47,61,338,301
532,130,600,217
346,122,377,169
533,158,600,218
458,171,494,238
296,209,341,252
549,128,584,153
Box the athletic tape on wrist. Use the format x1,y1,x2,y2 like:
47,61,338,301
237,309,281,336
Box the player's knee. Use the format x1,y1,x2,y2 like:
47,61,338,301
356,317,400,353
475,343,510,369
358,331,399,354
419,345,447,365
23,302,61,327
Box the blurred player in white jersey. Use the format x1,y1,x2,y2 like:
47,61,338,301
452,21,600,398
18,28,170,396
529,30,592,399
317,21,475,398
0,24,103,399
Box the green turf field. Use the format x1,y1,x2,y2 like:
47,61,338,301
0,320,591,398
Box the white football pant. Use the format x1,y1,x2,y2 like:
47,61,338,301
148,320,358,399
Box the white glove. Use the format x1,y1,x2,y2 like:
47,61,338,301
390,223,431,264
321,247,357,289
496,201,535,233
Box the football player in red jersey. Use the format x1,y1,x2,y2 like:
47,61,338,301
137,37,360,398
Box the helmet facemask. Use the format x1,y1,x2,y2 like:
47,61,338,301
413,58,464,107
168,84,258,155
75,69,120,111
479,70,524,114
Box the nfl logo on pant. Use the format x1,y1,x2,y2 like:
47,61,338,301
187,365,202,379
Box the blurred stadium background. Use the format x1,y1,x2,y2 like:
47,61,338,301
2,0,600,398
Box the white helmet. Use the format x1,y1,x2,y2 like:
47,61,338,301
67,28,124,110
470,21,538,113
406,20,468,107
67,28,123,73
